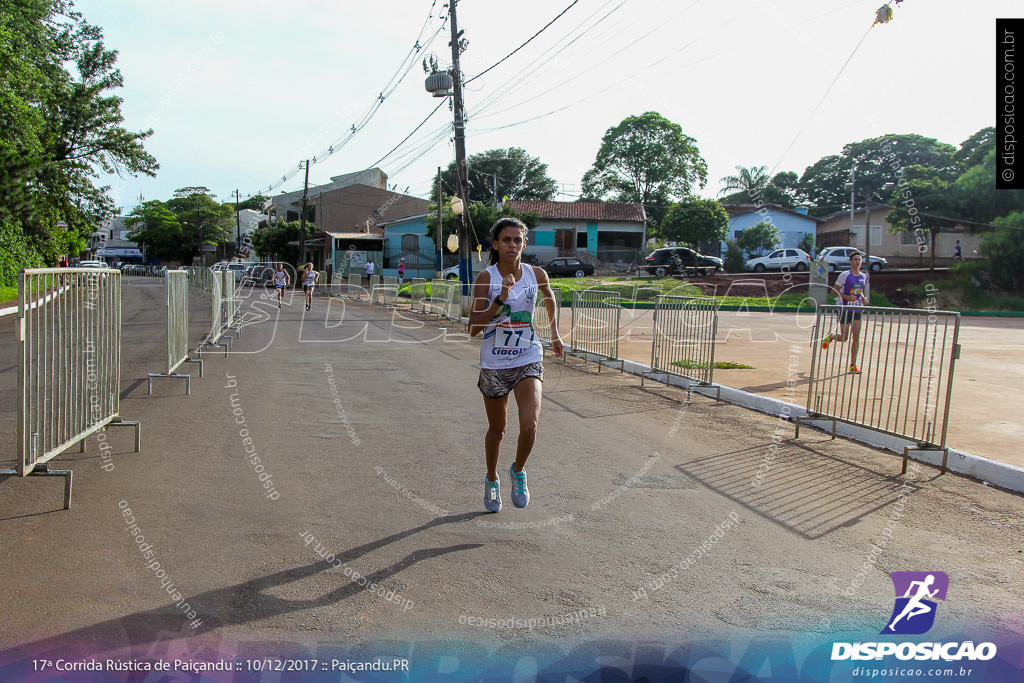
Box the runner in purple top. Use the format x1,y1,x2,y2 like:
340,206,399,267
821,251,868,373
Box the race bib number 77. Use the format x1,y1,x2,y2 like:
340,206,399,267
494,321,535,349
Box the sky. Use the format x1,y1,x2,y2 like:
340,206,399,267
74,0,1012,213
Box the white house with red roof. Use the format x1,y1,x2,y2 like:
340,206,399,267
503,200,646,265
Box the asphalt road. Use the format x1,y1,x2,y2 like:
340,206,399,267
0,280,1021,679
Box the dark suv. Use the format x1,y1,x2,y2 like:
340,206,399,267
643,247,723,277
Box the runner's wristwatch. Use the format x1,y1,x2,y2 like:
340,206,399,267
492,295,505,306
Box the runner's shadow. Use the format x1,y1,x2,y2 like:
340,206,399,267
3,512,483,659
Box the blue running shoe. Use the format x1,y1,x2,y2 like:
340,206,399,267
484,478,501,513
509,464,530,508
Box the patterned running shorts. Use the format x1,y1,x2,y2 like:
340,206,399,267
477,361,544,399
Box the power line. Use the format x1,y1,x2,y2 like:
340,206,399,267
464,0,584,86
246,3,447,199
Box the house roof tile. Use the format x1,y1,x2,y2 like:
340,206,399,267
504,200,645,223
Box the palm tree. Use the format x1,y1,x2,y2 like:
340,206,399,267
718,165,771,197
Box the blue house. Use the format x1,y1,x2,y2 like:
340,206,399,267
504,200,646,265
377,213,440,279
722,204,822,256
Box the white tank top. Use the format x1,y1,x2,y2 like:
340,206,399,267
274,270,287,286
479,264,544,370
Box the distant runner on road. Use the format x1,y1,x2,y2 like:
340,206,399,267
273,263,289,308
302,263,318,311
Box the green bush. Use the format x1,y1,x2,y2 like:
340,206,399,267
724,240,745,273
980,224,1024,292
0,220,45,287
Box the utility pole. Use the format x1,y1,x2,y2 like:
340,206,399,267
848,165,856,249
449,0,472,302
299,160,310,267
492,173,498,209
234,189,241,260
436,166,443,279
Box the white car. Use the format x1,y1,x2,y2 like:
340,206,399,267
817,247,887,273
745,248,812,272
78,260,109,269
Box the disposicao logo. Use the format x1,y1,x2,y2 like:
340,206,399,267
882,571,948,635
831,570,997,662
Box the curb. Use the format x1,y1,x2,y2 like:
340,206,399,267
562,347,1024,496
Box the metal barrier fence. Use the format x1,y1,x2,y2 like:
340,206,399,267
347,273,362,299
121,265,152,278
380,276,399,307
642,295,720,398
223,272,240,326
186,266,216,293
198,270,228,355
1,268,140,508
566,290,623,371
424,280,450,320
443,279,461,321
796,305,961,473
408,279,428,313
316,270,327,295
147,271,202,394
534,286,561,346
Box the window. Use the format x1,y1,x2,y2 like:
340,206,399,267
400,233,418,254
899,230,917,245
769,250,783,258
785,250,797,257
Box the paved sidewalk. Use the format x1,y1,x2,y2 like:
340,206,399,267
0,283,1021,678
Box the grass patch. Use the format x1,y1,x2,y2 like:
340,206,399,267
549,276,702,304
671,359,755,370
0,285,16,306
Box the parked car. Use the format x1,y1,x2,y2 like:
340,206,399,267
744,248,812,273
442,265,460,280
642,247,723,277
78,260,108,269
222,262,248,283
242,263,274,286
817,247,887,273
541,257,594,278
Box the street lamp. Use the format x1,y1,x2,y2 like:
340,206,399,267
448,195,463,253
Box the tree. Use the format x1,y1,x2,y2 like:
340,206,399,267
250,220,312,265
736,221,780,256
124,200,185,262
426,196,538,251
798,232,816,257
985,213,1024,292
236,194,269,212
798,134,957,217
719,165,771,197
660,198,729,250
438,148,557,205
0,0,158,283
167,187,234,263
581,112,707,228
719,168,801,208
953,127,995,168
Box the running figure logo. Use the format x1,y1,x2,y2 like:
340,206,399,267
881,571,949,635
